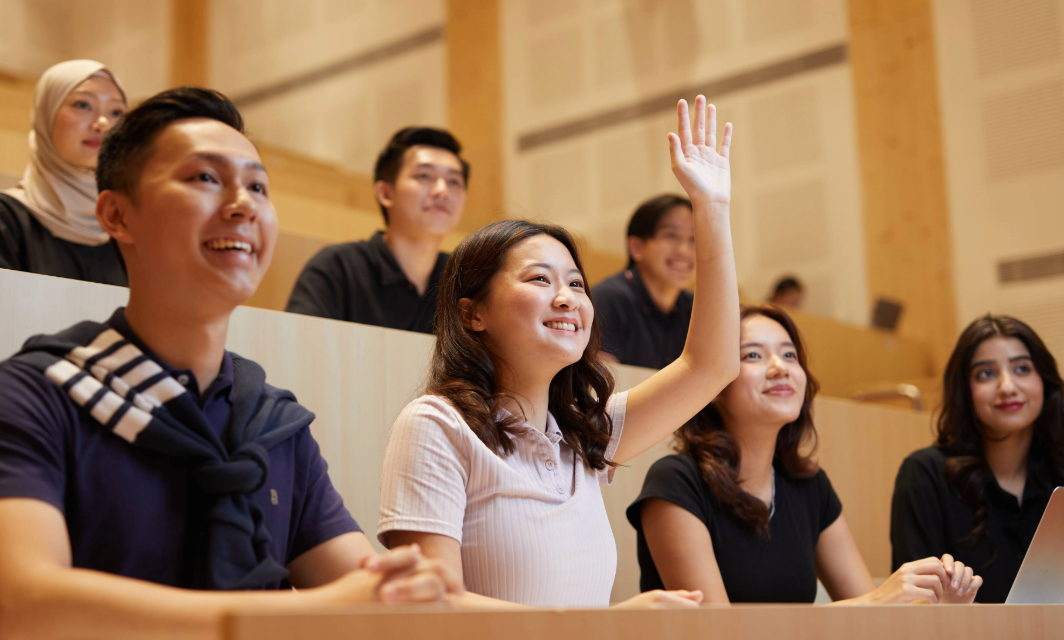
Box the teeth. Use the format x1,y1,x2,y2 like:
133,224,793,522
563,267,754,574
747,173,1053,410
547,322,576,332
205,239,253,254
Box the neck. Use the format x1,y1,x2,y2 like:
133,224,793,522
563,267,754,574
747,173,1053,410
984,426,1034,484
494,363,552,433
383,229,442,296
726,417,781,502
634,267,682,313
123,292,230,395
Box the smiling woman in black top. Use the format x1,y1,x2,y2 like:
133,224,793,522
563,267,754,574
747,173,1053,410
629,305,984,604
891,314,1064,603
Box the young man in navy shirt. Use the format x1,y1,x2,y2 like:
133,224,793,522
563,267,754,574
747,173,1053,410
285,127,468,333
0,87,460,639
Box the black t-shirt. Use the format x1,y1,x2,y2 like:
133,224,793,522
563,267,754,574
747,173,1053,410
591,268,692,369
285,231,448,334
890,446,1052,603
627,453,842,603
0,193,127,286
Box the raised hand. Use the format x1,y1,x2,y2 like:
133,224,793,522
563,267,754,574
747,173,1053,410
668,95,733,207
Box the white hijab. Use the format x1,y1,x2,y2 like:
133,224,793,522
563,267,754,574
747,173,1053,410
4,60,127,246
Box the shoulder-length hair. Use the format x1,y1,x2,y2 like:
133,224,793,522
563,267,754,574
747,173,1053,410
673,304,820,537
935,314,1064,545
427,219,616,470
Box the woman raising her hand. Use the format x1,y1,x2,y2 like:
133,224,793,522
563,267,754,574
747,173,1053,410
377,96,739,607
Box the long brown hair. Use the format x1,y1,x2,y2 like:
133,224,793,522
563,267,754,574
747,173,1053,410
674,305,820,536
427,219,617,470
936,314,1064,547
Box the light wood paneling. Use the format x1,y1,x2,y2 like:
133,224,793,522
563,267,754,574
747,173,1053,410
446,0,505,232
170,0,209,87
847,0,958,369
225,603,1064,640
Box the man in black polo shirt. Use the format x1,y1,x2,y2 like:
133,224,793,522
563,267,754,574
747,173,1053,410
593,194,695,369
285,127,468,333
0,88,459,638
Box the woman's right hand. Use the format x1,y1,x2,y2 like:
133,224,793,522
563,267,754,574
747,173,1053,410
614,589,704,609
863,557,951,604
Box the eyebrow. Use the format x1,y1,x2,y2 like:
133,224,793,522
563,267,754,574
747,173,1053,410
188,151,267,174
971,355,1033,369
68,90,126,103
525,262,581,275
413,163,464,176
740,341,796,349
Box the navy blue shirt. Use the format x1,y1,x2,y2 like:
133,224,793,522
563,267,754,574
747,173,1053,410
592,268,693,369
0,309,359,589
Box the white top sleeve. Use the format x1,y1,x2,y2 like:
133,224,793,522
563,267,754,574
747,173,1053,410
377,396,470,545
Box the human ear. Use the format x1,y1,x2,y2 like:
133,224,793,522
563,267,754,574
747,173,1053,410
628,237,646,263
96,190,135,245
374,180,395,211
459,298,485,331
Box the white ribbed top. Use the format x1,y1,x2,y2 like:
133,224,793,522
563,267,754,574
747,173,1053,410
378,391,628,607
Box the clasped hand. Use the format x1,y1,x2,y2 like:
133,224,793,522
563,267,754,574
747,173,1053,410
868,554,983,604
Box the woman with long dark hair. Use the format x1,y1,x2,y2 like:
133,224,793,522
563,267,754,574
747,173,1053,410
891,314,1064,602
629,305,982,604
377,96,739,607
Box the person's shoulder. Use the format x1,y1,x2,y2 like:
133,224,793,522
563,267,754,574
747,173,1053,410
396,394,471,433
0,193,31,226
0,358,78,432
896,445,948,486
592,270,633,298
308,239,374,266
647,453,703,482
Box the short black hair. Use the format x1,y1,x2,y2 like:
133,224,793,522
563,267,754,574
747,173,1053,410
97,86,245,196
772,276,803,298
373,127,470,223
624,194,693,268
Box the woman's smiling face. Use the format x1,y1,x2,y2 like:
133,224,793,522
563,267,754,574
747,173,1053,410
51,74,126,168
969,336,1044,439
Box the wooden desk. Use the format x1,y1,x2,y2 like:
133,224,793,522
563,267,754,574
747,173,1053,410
224,604,1064,640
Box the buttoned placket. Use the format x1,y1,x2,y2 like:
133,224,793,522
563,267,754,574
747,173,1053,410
539,424,568,497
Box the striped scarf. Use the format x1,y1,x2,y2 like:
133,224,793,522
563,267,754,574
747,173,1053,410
13,319,315,590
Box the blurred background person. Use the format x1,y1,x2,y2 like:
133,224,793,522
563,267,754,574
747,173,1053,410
0,59,127,285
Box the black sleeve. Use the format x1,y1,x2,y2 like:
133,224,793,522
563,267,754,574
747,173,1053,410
0,198,27,271
890,453,947,570
285,248,347,321
627,455,710,531
814,468,843,532
594,287,629,362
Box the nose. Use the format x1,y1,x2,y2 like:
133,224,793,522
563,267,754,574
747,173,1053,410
431,177,451,199
766,353,789,378
91,115,109,133
553,285,580,311
998,370,1019,397
221,185,258,222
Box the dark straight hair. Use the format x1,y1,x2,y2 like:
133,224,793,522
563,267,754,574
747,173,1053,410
97,86,244,197
625,194,692,268
427,219,616,470
673,304,820,537
373,127,470,223
935,314,1064,546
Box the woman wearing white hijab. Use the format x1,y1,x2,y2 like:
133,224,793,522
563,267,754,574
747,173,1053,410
0,59,128,285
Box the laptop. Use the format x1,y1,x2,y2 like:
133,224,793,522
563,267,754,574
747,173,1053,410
1005,486,1064,604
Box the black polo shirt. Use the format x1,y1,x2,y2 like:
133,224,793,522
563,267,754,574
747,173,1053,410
0,193,127,286
0,308,359,588
591,267,692,369
286,231,447,334
890,446,1052,603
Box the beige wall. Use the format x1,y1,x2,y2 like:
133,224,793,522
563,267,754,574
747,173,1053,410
210,0,448,177
933,0,1064,356
501,0,870,324
0,0,172,100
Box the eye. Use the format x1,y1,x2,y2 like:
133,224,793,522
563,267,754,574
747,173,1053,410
111,109,125,118
72,100,91,110
192,172,216,184
1015,363,1033,375
416,173,432,180
742,352,760,360
974,368,995,381
784,351,798,359
449,179,463,187
530,275,549,284
569,279,585,289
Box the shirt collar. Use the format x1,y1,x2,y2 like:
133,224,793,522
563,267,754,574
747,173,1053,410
105,307,234,402
369,230,415,288
625,267,691,319
495,404,564,445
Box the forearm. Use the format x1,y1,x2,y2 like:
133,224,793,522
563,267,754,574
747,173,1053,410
680,199,739,376
2,565,373,640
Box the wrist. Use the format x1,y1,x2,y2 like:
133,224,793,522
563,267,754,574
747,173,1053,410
691,198,730,214
306,569,382,605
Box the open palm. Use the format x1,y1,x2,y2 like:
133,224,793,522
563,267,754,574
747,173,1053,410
669,95,733,206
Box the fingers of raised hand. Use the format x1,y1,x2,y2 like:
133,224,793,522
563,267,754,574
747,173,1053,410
694,96,707,147
719,122,733,159
677,99,692,147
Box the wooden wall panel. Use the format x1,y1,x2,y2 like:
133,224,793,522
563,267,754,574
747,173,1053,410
847,0,958,369
170,0,209,88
